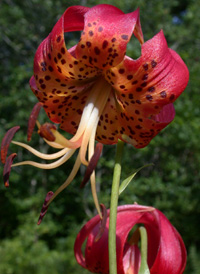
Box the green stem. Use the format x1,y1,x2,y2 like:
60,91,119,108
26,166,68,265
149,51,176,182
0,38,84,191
109,140,124,274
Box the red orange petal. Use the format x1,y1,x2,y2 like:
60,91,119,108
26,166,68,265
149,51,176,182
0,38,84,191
103,31,189,147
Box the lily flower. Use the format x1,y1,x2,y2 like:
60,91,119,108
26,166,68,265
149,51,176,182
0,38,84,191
74,204,187,274
1,5,189,218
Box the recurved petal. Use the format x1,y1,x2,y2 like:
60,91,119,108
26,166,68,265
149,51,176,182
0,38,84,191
149,211,187,274
32,6,102,101
104,31,189,147
76,4,143,70
105,30,189,117
117,103,175,148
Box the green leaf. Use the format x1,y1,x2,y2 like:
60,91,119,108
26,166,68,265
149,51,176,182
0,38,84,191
138,227,150,274
119,164,153,195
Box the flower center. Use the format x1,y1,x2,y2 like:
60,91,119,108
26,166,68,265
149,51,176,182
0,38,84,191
10,77,111,217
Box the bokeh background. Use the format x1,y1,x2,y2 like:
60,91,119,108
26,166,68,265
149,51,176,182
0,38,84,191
0,0,199,273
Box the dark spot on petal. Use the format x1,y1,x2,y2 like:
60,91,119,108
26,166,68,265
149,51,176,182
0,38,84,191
143,63,148,71
127,75,133,80
48,66,53,72
86,41,91,48
57,53,62,59
136,87,142,92
45,76,51,81
132,80,138,85
61,47,66,54
141,82,147,87
98,26,103,32
56,36,61,43
151,60,157,68
102,40,108,49
170,94,175,101
112,38,116,42
146,95,153,101
119,69,125,74
148,86,155,92
41,84,46,89
121,34,129,40
53,99,59,103
160,91,167,98
94,47,100,55
89,31,94,36
88,23,92,27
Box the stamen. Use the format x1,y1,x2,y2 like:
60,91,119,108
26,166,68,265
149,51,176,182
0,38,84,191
79,80,111,165
80,143,103,188
3,153,17,187
11,149,76,169
1,126,20,164
70,85,101,143
11,141,70,160
87,125,102,217
44,139,65,149
46,152,82,206
38,123,56,141
37,191,54,225
27,102,43,141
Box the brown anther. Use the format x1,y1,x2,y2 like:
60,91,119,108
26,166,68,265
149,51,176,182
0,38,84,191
3,153,17,187
27,102,43,141
1,126,20,164
95,204,107,242
80,143,103,188
38,123,56,141
37,191,54,225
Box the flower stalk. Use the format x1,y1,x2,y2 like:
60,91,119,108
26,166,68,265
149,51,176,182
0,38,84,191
109,140,124,274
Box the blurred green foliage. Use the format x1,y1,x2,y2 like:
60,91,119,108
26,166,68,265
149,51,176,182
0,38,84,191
0,0,199,273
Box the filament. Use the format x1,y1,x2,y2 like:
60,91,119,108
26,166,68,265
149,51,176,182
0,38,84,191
11,149,76,169
12,141,70,160
47,152,82,206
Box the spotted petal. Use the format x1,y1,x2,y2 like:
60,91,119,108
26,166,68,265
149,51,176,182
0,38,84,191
76,4,143,70
30,76,91,134
31,5,102,101
103,30,189,147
